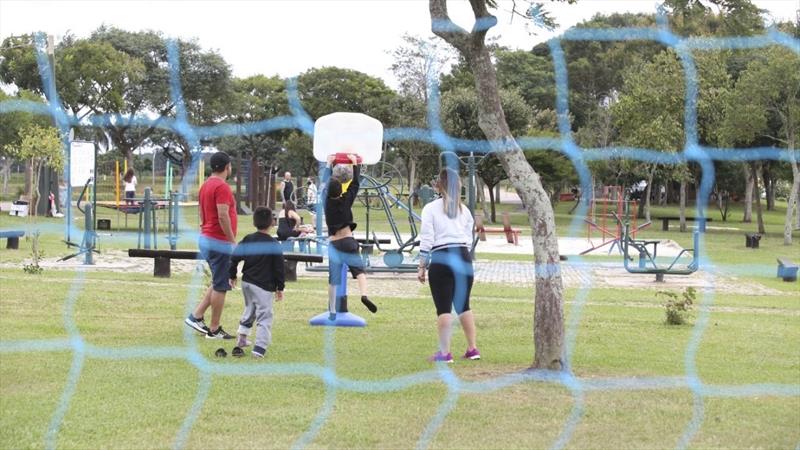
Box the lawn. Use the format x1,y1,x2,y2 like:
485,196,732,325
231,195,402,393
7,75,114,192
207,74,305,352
0,192,798,449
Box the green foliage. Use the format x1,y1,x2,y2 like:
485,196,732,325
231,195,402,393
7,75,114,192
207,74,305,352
22,231,44,275
441,87,532,139
657,287,696,325
298,66,396,124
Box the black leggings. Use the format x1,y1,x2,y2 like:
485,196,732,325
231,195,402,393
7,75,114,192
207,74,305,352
428,246,473,316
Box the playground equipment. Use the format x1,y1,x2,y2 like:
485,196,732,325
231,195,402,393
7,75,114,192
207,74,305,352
308,112,385,328
59,178,98,265
131,187,184,250
615,207,700,282
309,263,366,327
582,185,648,255
358,162,421,271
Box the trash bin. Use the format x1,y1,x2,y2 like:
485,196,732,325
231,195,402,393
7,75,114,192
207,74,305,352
745,233,761,248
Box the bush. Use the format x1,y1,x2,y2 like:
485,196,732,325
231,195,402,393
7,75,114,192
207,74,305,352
657,287,696,325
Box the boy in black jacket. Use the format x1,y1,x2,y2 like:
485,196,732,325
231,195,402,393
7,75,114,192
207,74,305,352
229,207,285,358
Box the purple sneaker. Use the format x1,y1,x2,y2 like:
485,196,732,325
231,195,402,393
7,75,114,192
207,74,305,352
428,352,453,363
462,348,481,360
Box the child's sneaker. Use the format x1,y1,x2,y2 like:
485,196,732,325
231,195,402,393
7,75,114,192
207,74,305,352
428,351,453,363
252,346,266,358
361,296,377,313
236,334,251,348
462,348,481,360
206,326,234,340
184,314,209,334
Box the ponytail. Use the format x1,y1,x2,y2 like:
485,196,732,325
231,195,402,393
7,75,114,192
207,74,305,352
438,168,461,219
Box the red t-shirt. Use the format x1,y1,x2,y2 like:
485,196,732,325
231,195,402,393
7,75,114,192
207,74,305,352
199,176,237,241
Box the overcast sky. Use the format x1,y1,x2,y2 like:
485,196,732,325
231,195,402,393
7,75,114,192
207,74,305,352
1,0,797,89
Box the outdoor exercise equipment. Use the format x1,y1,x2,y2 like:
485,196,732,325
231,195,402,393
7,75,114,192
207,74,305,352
615,208,700,282
132,188,184,250
582,185,649,255
59,177,98,265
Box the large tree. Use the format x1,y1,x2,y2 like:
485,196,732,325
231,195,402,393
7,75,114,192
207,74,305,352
430,0,566,370
88,27,231,170
720,46,800,245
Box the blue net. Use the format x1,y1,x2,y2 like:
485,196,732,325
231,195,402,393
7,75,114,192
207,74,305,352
0,7,798,450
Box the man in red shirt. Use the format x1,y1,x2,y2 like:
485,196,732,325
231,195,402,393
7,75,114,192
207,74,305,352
185,151,238,339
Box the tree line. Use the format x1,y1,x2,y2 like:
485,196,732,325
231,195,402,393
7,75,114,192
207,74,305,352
0,3,798,243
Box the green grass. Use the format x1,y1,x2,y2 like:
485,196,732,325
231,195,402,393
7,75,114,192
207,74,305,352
0,258,798,449
1,183,798,448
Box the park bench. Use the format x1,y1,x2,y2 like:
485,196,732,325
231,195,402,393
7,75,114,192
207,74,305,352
0,230,25,249
475,212,521,245
127,249,322,280
777,257,798,282
656,216,713,232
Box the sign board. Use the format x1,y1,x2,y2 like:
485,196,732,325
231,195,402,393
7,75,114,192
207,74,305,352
313,112,383,164
69,141,95,187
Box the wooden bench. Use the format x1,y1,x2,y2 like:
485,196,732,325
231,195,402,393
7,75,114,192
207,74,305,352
777,257,798,282
0,230,25,249
475,212,521,245
656,216,713,232
127,249,322,280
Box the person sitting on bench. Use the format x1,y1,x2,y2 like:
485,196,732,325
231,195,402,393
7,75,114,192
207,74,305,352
276,200,312,241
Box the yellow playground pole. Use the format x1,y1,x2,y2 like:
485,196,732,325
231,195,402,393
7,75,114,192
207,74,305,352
123,159,128,176
115,160,120,208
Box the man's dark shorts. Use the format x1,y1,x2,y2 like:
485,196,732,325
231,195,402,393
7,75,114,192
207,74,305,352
328,237,366,285
199,236,233,292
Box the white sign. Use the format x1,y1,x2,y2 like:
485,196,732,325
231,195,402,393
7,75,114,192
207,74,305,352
69,141,95,187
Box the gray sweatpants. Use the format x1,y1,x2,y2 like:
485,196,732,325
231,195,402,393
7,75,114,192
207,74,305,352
238,281,275,352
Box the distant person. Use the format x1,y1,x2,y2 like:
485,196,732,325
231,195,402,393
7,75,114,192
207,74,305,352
306,178,318,213
185,151,237,339
228,206,285,358
417,168,479,363
276,200,311,241
281,172,294,203
123,168,137,204
323,153,376,315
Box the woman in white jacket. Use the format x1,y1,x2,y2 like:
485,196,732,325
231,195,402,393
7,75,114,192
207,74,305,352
417,168,479,363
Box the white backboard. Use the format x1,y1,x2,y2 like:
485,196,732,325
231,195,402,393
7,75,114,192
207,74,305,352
313,112,383,164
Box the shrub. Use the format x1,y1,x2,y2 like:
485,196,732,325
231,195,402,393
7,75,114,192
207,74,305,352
657,287,696,325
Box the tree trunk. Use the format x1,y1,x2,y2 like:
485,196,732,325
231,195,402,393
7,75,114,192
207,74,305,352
495,183,501,206
644,169,655,223
1,158,11,195
743,163,754,223
763,163,775,211
23,160,33,200
235,152,243,213
784,158,799,245
431,0,563,370
487,183,497,223
679,178,687,232
476,177,490,222
408,157,417,204
754,162,766,235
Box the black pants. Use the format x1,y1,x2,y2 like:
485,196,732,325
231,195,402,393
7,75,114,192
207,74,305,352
428,246,473,316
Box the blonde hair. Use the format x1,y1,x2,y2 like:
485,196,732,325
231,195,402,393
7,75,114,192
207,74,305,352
438,168,462,219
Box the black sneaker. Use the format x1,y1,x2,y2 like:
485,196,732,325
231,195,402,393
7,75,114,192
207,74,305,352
361,296,377,313
231,346,245,358
206,326,235,340
185,314,209,334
